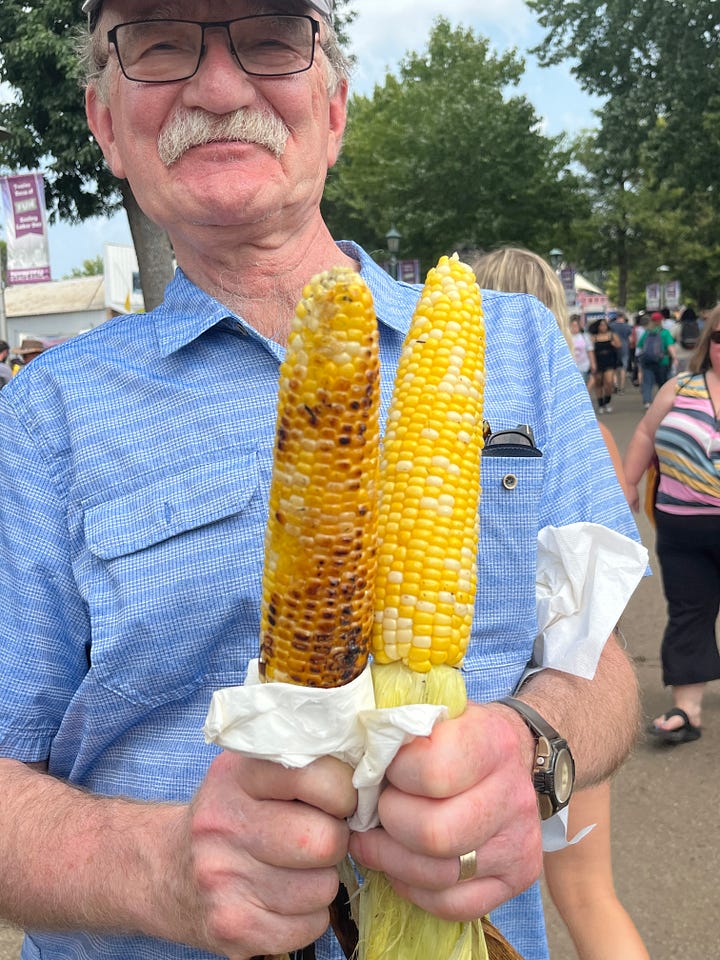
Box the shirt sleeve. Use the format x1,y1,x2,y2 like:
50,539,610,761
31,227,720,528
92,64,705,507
0,393,90,760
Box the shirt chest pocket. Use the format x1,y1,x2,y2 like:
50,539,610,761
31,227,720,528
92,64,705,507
476,455,545,641
81,454,266,704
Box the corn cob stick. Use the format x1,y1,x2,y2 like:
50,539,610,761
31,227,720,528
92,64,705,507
360,254,524,960
259,266,380,689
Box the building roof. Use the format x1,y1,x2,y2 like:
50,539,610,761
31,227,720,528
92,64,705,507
574,272,604,295
5,275,105,317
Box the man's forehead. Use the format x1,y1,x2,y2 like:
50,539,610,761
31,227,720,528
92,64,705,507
83,0,332,24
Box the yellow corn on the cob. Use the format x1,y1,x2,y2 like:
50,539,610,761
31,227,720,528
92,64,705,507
372,253,485,677
259,267,380,688
360,256,526,960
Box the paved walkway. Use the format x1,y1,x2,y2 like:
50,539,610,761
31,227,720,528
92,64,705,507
2,384,718,959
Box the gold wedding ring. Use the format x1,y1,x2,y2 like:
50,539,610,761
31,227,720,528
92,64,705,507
457,849,478,882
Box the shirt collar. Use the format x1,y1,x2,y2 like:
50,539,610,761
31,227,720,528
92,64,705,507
338,240,418,339
151,269,239,357
152,245,418,357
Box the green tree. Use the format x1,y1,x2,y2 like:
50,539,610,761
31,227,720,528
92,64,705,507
67,254,104,278
529,0,720,184
332,0,356,52
528,0,720,305
323,18,584,271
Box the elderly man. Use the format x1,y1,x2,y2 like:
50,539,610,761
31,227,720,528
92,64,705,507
0,2,642,959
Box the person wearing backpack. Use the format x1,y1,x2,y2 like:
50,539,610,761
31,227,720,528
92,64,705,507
637,311,676,408
672,306,701,374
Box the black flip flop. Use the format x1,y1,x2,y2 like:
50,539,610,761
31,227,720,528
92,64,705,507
647,707,702,744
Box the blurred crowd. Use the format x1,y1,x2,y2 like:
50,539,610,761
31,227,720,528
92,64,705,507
0,338,47,387
570,304,711,412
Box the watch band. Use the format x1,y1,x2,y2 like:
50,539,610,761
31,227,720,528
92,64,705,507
498,696,562,742
498,696,575,820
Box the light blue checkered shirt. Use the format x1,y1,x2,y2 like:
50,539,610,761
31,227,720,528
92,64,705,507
0,242,638,960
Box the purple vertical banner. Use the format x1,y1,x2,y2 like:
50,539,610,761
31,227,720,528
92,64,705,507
0,172,52,285
559,267,577,309
398,259,421,283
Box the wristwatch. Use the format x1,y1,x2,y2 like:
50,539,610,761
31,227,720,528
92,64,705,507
498,696,575,820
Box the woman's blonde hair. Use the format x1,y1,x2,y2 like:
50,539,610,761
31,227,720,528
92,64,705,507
688,303,720,374
472,246,572,349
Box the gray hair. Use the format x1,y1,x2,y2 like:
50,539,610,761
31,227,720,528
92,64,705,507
77,13,350,101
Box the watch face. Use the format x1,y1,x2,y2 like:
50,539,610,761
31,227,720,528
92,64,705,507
554,748,575,805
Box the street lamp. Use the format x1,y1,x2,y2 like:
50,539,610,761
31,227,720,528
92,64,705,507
386,225,401,280
657,264,670,310
549,248,563,271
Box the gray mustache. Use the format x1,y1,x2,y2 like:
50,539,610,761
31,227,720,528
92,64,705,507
157,108,290,165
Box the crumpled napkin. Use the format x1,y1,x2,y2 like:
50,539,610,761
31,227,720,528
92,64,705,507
203,660,446,830
535,523,649,679
534,523,648,849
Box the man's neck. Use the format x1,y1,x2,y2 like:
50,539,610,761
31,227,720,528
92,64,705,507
171,219,358,345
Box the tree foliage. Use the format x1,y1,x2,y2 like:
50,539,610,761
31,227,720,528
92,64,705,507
0,0,115,222
323,18,584,272
529,0,720,306
67,254,104,278
529,0,720,190
332,0,356,53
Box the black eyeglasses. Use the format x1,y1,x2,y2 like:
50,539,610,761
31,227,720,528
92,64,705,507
710,331,720,344
107,14,319,83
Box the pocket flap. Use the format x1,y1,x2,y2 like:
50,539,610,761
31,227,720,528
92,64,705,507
85,454,260,560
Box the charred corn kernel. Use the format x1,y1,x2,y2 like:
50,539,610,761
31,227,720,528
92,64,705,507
372,254,485,673
259,267,380,688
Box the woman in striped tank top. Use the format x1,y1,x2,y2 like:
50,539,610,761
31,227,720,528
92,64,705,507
624,305,720,744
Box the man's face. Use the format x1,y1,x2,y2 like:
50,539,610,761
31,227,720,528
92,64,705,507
86,0,347,241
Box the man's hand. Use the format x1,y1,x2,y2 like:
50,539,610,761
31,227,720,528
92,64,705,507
0,754,355,959
171,752,357,958
348,702,542,922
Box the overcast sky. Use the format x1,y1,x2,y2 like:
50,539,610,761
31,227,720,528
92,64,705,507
30,2,602,278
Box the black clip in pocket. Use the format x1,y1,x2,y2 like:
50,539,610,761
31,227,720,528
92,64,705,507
483,424,543,458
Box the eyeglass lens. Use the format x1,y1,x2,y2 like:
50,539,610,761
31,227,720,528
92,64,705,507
111,15,316,82
710,331,720,343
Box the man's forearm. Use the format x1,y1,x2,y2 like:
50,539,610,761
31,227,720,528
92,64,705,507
0,759,189,940
517,634,640,789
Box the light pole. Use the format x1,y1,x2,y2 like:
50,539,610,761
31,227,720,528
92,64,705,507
0,126,10,343
549,248,563,272
386,225,401,280
657,264,670,311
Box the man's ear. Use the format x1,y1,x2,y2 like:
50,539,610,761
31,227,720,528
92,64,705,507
327,78,348,169
85,84,127,180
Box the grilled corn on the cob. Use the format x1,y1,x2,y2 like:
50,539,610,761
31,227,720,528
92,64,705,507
259,266,380,688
